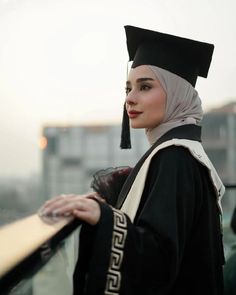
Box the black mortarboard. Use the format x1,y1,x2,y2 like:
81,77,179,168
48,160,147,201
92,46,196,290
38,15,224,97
125,25,214,86
120,25,214,149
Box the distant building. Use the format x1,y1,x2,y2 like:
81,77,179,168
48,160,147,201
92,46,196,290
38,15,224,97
41,103,236,215
202,101,236,217
41,125,149,200
202,101,236,183
0,175,41,225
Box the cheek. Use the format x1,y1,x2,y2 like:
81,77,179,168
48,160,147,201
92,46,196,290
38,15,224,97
149,93,166,113
147,93,166,123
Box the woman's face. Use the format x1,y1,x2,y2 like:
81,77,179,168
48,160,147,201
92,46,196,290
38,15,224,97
126,65,167,129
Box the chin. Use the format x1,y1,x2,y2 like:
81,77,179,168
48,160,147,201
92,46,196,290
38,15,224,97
130,120,162,129
130,121,145,129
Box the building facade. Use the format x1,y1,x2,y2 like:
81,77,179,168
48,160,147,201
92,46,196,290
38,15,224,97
41,103,236,217
202,113,236,183
41,125,149,200
201,102,236,218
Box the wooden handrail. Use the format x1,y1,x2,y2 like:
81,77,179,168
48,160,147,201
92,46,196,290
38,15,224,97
0,214,73,278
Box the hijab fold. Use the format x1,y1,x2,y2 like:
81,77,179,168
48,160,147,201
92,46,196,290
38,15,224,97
146,66,203,145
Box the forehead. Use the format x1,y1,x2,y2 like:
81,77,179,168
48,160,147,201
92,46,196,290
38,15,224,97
127,65,157,82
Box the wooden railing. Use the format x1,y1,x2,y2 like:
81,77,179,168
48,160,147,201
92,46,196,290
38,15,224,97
0,214,81,294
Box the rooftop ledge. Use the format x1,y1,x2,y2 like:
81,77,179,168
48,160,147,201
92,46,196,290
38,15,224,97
0,213,74,278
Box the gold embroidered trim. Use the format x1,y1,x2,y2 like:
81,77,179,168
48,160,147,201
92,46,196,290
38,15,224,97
105,209,127,295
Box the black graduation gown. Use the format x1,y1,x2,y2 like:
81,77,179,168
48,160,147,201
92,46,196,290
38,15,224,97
73,124,225,295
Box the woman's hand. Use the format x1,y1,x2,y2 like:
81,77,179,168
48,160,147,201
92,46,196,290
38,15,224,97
38,192,104,225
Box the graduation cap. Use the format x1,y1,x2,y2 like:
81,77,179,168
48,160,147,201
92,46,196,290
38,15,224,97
120,25,214,149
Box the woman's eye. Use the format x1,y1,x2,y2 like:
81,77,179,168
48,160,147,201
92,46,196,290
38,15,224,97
140,84,151,91
125,87,131,94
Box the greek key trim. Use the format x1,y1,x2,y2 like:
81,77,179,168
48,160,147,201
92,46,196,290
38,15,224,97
105,209,127,295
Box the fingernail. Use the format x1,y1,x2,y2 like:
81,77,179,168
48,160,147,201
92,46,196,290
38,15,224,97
52,210,60,217
40,208,51,216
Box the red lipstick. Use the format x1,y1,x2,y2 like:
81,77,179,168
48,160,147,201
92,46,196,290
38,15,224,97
128,111,142,118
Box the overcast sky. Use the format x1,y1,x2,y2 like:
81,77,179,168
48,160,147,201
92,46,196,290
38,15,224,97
0,0,235,178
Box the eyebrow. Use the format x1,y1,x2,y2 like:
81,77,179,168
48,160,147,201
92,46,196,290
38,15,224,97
126,77,155,85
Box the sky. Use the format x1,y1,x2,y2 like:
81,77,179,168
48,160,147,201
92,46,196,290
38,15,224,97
0,0,235,178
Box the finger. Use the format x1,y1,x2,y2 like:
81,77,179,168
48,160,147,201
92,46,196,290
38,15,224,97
73,208,100,225
72,198,101,224
38,194,96,217
52,199,87,216
85,192,106,203
42,197,90,217
41,194,69,208
38,195,74,215
39,194,78,212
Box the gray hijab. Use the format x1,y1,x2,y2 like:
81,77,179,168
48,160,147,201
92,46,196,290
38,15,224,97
145,65,203,145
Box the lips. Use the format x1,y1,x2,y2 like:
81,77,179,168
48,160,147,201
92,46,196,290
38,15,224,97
128,110,142,118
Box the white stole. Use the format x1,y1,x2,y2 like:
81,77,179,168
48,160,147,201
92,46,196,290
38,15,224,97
121,139,225,222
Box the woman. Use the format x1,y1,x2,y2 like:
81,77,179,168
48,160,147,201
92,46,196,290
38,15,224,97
39,25,225,294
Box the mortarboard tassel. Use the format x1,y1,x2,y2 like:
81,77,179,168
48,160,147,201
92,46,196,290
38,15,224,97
120,103,131,149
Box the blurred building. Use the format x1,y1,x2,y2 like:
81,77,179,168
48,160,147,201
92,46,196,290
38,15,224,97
0,175,41,225
41,102,236,209
40,125,149,200
202,101,236,218
202,101,236,183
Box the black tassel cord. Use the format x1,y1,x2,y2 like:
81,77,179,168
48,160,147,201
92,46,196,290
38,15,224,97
120,103,131,149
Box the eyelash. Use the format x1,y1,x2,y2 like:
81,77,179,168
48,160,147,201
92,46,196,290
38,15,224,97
125,87,131,95
125,84,151,94
140,84,151,91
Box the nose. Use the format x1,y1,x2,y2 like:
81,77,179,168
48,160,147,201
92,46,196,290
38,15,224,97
125,90,137,105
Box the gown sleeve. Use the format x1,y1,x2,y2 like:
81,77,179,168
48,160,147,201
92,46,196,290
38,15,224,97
73,146,206,295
